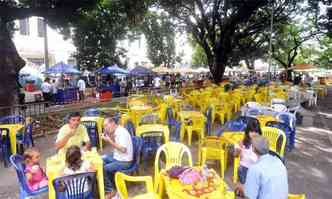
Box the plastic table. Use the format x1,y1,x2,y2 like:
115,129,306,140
0,124,24,154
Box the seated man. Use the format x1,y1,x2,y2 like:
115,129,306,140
102,117,133,199
55,112,91,155
244,136,288,199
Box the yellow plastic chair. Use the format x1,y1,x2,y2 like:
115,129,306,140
198,136,225,179
183,115,206,146
136,124,170,143
154,142,193,192
261,127,287,158
115,172,160,199
288,194,306,199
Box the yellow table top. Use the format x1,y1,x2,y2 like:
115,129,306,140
161,168,233,199
256,115,278,126
177,111,204,120
0,124,24,154
46,150,104,199
222,132,244,145
130,105,152,111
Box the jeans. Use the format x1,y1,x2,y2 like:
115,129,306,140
102,154,132,193
238,165,249,184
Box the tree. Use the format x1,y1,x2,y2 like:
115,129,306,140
64,0,152,70
191,44,208,68
157,0,296,82
0,0,98,113
141,12,176,68
271,22,321,80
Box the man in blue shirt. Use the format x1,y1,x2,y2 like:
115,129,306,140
244,136,288,199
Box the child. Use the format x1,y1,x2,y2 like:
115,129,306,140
234,119,262,195
23,148,48,191
63,145,94,175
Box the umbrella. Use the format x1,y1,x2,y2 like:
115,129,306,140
96,64,128,75
129,66,155,76
43,61,81,75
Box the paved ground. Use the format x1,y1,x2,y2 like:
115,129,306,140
0,87,331,199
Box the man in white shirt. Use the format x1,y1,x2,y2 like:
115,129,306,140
41,77,52,107
102,116,133,199
77,77,86,101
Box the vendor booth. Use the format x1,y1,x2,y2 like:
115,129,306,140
95,65,128,101
43,62,81,104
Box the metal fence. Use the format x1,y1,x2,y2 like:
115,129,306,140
0,102,47,118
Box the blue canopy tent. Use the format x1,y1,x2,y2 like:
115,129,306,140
43,61,81,75
96,64,128,75
129,66,155,76
96,65,128,97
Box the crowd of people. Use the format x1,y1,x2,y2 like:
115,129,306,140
23,111,289,199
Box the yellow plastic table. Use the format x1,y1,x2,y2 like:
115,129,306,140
136,124,170,143
46,150,105,199
129,105,153,127
159,168,234,199
256,115,278,127
0,124,24,154
81,116,104,149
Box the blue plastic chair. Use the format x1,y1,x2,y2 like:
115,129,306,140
124,120,135,136
266,121,293,151
245,108,262,117
276,112,297,150
53,172,96,199
1,128,12,167
118,136,143,174
83,108,101,117
81,121,99,148
220,116,260,135
140,132,164,167
166,107,182,141
17,123,34,154
0,115,25,124
10,154,48,199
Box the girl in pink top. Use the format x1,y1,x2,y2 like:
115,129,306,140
23,148,48,191
234,119,261,195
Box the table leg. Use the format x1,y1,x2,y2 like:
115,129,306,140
9,128,17,154
96,161,105,199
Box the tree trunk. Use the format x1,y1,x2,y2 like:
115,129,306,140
0,21,25,116
209,55,226,84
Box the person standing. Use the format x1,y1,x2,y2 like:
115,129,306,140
244,136,288,199
77,77,86,101
41,77,52,107
102,117,133,199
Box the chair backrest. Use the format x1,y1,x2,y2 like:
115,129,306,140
23,123,34,146
53,172,97,199
83,109,100,117
277,112,296,130
81,121,99,148
131,136,143,168
246,108,262,116
189,115,205,129
139,113,161,125
261,127,286,157
271,104,288,112
115,172,154,199
10,154,31,193
0,115,25,124
124,120,135,136
154,142,192,185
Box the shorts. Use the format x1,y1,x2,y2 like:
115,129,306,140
238,165,249,184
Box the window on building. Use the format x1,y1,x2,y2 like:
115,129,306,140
19,18,30,35
37,18,45,37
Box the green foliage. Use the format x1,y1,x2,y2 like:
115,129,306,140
141,12,176,68
191,43,208,68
